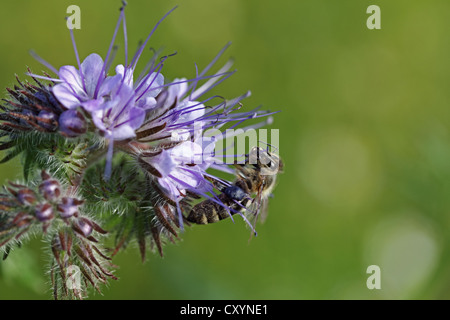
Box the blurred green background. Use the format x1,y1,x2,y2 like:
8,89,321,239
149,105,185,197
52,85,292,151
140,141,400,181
1,0,450,299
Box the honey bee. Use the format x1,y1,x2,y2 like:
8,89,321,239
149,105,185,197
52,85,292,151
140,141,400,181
186,146,283,232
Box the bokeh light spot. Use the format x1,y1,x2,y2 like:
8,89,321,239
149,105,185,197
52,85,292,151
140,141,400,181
364,213,440,299
298,127,380,210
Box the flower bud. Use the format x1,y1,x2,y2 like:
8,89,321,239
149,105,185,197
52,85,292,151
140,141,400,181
57,197,83,218
37,110,58,130
39,179,61,201
58,109,87,137
76,218,93,237
17,188,36,206
19,109,35,127
35,203,54,222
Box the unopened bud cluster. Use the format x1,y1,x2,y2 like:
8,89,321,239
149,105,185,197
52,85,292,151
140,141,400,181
1,74,87,138
7,171,88,234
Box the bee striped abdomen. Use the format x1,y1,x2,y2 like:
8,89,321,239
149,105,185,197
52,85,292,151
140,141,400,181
187,193,240,224
187,194,227,224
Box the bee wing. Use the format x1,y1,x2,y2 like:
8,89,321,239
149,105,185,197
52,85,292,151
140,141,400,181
244,183,265,226
204,175,231,192
258,197,269,223
240,192,266,240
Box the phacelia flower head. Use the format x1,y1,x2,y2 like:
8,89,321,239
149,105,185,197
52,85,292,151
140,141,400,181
0,3,281,298
11,1,278,230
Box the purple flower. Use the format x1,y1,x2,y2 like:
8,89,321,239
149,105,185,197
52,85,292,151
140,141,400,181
51,57,145,141
115,64,164,110
52,53,105,109
89,78,144,141
144,141,211,202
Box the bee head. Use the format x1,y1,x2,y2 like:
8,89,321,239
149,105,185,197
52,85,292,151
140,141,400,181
248,147,282,176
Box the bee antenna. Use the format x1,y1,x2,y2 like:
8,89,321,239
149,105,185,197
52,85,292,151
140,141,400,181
258,141,278,153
